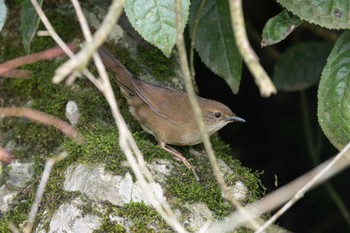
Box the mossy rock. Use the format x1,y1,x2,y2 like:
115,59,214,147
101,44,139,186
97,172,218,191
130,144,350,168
0,3,264,233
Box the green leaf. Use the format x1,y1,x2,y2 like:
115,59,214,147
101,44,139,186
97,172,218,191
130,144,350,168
261,10,303,47
189,0,242,94
273,42,332,91
318,31,350,150
277,0,350,29
125,0,189,57
0,0,7,32
20,0,44,53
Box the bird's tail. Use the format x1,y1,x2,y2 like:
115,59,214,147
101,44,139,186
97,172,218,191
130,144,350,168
98,46,135,94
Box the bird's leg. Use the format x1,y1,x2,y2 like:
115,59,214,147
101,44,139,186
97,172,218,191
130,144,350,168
158,141,199,180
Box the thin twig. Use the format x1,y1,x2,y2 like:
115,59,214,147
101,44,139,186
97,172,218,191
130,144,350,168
0,69,32,79
229,0,276,97
8,223,20,233
0,44,77,74
0,147,14,164
53,0,124,84
189,0,206,91
30,0,75,57
0,107,83,143
29,0,99,89
23,152,68,233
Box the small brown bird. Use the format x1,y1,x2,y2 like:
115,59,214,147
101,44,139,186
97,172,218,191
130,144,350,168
98,47,245,170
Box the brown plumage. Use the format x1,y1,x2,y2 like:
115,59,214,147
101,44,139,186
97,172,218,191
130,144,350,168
98,46,245,171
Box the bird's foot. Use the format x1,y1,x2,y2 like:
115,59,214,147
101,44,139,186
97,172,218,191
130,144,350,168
159,142,200,181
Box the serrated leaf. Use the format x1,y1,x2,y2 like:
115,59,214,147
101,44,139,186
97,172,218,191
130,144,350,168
318,31,350,150
261,10,303,47
125,0,189,57
0,0,7,32
20,0,44,53
277,0,350,29
273,42,332,91
189,0,242,94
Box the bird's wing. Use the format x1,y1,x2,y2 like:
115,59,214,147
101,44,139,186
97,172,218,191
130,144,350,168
134,80,190,125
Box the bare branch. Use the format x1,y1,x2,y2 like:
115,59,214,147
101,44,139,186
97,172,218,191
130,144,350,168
0,43,77,75
30,0,76,57
23,152,68,233
0,147,15,164
0,107,83,143
52,0,125,84
229,0,276,97
0,69,32,79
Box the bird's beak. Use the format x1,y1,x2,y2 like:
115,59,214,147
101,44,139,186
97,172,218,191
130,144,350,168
227,115,246,123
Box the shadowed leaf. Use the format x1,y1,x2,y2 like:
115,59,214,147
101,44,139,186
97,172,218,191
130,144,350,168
189,0,242,94
274,42,332,91
261,10,303,47
318,31,350,150
20,0,44,53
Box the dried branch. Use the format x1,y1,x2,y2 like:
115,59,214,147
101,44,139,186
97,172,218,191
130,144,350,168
0,69,32,79
0,107,83,143
0,147,15,164
229,0,276,97
52,0,124,84
23,152,68,233
0,43,77,75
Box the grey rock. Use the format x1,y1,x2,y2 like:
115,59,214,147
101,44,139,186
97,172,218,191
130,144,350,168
48,200,101,233
217,159,235,176
217,159,248,201
109,214,133,232
131,180,164,205
0,161,34,212
147,159,173,184
64,164,133,206
182,203,213,232
0,188,17,212
65,100,80,126
230,181,248,201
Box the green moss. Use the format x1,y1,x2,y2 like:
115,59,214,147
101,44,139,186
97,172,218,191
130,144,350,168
166,136,264,218
0,182,36,232
137,45,177,82
96,221,126,233
94,202,170,233
63,127,126,175
212,138,265,202
119,202,168,232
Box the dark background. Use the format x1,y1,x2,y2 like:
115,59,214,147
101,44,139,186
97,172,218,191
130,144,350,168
193,0,349,232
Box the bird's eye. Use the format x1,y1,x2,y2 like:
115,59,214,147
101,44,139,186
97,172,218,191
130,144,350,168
214,112,221,118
